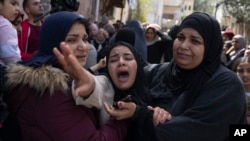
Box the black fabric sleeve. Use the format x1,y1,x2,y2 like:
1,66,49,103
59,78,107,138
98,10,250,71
125,105,158,141
155,67,247,141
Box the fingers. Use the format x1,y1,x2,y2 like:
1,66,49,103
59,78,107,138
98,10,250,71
103,102,114,115
58,42,78,68
53,47,67,67
54,42,95,98
103,102,137,120
59,42,72,56
116,101,134,109
103,102,120,119
147,105,154,111
157,111,171,124
74,78,95,97
150,106,172,125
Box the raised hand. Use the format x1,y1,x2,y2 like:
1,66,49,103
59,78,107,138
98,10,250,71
53,42,95,97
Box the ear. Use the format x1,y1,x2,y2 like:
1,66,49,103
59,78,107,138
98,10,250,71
24,7,29,14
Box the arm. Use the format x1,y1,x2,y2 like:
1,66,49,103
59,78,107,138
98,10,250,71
54,42,114,109
155,67,246,141
0,44,21,64
104,102,170,141
156,30,172,42
0,23,21,64
32,88,128,141
144,64,246,141
73,75,114,109
89,57,106,74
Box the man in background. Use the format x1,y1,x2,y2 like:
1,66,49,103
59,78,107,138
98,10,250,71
18,0,44,60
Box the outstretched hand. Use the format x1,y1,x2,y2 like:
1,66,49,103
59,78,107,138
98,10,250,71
53,42,95,97
103,101,136,120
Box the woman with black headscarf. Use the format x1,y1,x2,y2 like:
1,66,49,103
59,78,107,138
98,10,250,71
55,12,247,141
145,12,246,140
105,41,158,141
4,11,128,141
69,28,170,141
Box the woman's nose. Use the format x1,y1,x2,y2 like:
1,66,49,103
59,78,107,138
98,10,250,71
118,57,125,66
78,41,89,50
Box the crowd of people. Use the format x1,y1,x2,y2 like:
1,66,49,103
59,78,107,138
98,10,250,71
0,0,249,141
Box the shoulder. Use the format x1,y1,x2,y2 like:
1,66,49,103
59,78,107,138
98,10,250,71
0,18,14,30
6,64,69,94
143,63,169,86
0,24,17,44
0,16,12,27
203,65,245,103
144,63,169,76
209,65,241,85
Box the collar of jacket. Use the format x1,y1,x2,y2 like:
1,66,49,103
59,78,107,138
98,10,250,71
5,64,69,95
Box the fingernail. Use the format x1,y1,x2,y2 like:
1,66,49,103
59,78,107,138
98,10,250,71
118,101,122,107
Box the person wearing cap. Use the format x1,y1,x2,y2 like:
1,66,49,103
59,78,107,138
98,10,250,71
222,30,234,42
55,12,247,141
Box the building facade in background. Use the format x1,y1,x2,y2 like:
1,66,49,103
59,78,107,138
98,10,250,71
162,0,194,31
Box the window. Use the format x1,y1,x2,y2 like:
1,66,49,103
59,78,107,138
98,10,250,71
163,14,174,19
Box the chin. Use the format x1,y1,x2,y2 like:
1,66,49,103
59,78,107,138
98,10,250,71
117,85,130,91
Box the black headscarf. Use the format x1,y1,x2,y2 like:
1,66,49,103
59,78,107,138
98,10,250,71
164,12,223,110
115,28,135,46
106,36,149,105
19,11,89,68
124,20,147,61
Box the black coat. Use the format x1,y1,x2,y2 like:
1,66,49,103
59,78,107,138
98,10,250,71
143,63,246,141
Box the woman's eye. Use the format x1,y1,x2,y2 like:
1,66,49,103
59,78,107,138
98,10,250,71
237,69,244,73
125,56,133,60
109,59,118,63
66,39,75,43
247,69,250,73
192,39,200,45
82,38,89,43
176,35,184,41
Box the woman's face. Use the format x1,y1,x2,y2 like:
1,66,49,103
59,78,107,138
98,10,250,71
244,46,250,57
173,28,205,69
236,62,250,86
96,31,106,42
108,45,137,90
145,28,156,42
90,24,98,37
232,38,240,50
65,22,89,67
0,0,19,21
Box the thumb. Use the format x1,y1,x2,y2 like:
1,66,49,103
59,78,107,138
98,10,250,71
74,86,89,97
147,105,154,111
